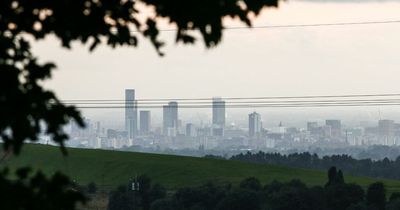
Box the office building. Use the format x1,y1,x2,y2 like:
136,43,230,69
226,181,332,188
307,122,319,135
125,89,138,139
186,123,196,137
326,120,341,138
212,97,225,127
163,101,178,136
140,111,151,135
379,120,395,136
379,119,395,145
249,112,262,137
212,97,225,136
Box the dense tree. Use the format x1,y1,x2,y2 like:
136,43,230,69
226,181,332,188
386,199,400,210
150,199,177,210
266,180,325,210
327,166,339,187
326,167,345,187
123,170,395,210
389,192,400,202
107,175,166,210
137,175,166,210
107,185,136,210
346,202,368,210
174,182,230,210
216,189,261,210
367,182,386,210
239,177,262,191
0,167,85,210
87,182,97,194
230,151,400,180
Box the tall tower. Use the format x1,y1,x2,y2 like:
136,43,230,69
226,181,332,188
249,112,261,138
378,119,395,145
325,120,341,138
163,101,178,136
212,97,225,127
140,111,151,135
125,89,137,139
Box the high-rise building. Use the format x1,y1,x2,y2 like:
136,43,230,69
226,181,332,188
307,122,318,131
379,119,395,145
95,121,101,136
163,101,178,136
325,120,341,138
140,111,151,135
379,120,395,136
186,123,196,137
307,122,319,135
249,112,262,137
212,97,225,129
125,89,138,139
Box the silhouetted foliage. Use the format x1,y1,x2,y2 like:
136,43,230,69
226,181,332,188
389,192,400,202
0,35,84,155
150,199,178,210
107,185,136,210
386,199,400,210
174,182,230,210
216,189,261,210
119,169,400,210
87,182,97,194
367,182,386,210
266,180,325,210
239,177,262,191
346,202,368,210
326,167,345,187
0,167,86,210
108,175,166,210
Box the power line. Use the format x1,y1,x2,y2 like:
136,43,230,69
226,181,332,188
225,20,400,30
74,102,400,109
62,98,400,105
61,93,400,102
60,93,400,108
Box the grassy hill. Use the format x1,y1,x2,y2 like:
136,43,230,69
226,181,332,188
3,144,400,193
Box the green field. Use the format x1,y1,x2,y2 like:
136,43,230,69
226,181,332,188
4,144,400,193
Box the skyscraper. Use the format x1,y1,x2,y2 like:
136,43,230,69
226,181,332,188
307,122,319,135
125,89,137,139
140,111,151,135
249,112,262,137
326,120,341,138
186,123,196,137
212,97,225,127
163,101,178,136
378,119,395,145
379,119,395,134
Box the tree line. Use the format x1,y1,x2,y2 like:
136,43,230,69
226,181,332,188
107,167,400,210
228,152,400,180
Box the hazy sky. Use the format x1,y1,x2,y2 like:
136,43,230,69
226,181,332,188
31,1,400,128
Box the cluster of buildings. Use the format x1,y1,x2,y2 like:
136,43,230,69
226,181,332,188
65,89,400,150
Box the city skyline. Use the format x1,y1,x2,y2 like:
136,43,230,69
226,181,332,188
80,89,400,141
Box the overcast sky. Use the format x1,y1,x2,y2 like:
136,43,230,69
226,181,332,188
31,1,400,128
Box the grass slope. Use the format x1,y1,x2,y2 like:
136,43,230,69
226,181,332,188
4,144,400,193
